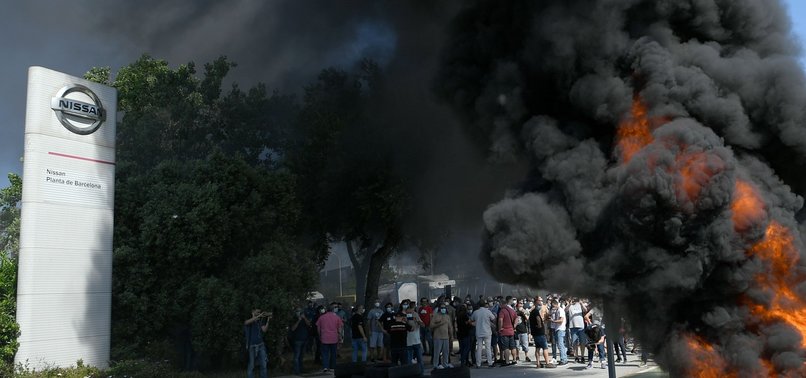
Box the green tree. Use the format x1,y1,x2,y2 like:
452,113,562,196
0,173,22,370
288,60,411,307
87,56,320,369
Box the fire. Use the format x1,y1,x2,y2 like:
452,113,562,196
685,335,735,378
616,97,654,162
676,152,723,203
746,221,806,348
731,180,766,232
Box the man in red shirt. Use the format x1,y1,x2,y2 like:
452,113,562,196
418,297,433,357
316,304,344,373
497,296,518,366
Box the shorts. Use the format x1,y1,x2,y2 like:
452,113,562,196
533,335,548,349
570,327,586,346
370,332,384,348
499,335,517,349
384,333,392,349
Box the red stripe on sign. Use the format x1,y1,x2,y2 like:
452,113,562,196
48,152,115,165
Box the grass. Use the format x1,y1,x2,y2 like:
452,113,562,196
5,343,364,377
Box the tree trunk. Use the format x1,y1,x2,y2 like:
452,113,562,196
363,227,402,307
346,239,370,306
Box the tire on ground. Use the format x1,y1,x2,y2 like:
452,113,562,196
364,364,392,378
335,362,366,378
388,363,422,378
430,366,471,378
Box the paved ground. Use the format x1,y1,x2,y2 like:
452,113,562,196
281,340,669,378
460,357,666,378
287,355,667,378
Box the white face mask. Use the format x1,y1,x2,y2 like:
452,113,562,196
374,302,380,307
319,309,326,314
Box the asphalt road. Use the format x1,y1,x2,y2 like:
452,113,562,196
460,357,666,378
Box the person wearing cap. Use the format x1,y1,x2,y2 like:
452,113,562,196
470,299,496,368
387,312,413,365
244,308,271,378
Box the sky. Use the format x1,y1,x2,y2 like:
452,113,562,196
1,0,805,189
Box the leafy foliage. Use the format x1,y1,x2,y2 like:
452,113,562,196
89,56,320,369
0,173,21,370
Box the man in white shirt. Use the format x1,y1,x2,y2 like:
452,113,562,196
549,299,568,365
470,300,496,368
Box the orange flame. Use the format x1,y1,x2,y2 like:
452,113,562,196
731,181,766,232
676,152,723,203
685,335,736,378
616,97,654,162
746,221,806,349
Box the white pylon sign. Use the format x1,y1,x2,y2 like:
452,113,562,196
15,67,117,369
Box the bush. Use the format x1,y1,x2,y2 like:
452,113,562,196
14,359,103,378
0,253,19,372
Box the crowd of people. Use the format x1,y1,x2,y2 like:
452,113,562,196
245,293,649,376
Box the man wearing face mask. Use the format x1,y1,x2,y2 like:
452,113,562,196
497,296,518,366
316,304,344,372
549,299,568,365
313,305,326,363
430,304,454,369
470,300,496,368
367,299,385,362
380,302,396,363
528,299,553,368
351,305,368,362
417,297,433,358
403,299,426,374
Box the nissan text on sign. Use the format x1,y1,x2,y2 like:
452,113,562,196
16,67,117,369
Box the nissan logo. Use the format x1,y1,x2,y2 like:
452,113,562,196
50,84,106,135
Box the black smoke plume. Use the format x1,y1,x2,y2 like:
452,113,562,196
436,0,806,375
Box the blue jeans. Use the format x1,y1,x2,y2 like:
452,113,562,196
322,343,338,369
553,329,567,363
352,338,368,362
407,343,424,374
293,340,305,374
570,327,584,347
247,343,268,378
587,343,606,363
